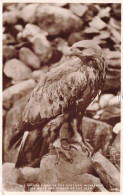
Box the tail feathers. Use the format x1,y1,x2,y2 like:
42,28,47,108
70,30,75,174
15,129,47,168
15,131,29,168
8,131,24,150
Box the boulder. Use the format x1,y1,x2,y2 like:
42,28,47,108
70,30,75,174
3,94,31,162
31,34,52,64
19,23,48,42
20,4,39,23
69,4,88,17
36,5,83,36
53,174,107,192
4,58,32,81
3,182,24,192
38,147,94,184
91,152,120,192
99,94,114,109
89,16,107,30
3,9,20,24
3,45,17,61
2,163,25,184
19,47,40,69
3,79,36,109
108,132,120,171
82,117,113,156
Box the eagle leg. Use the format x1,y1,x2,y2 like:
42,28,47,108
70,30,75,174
69,114,93,156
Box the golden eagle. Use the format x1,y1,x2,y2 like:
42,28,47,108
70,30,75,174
8,40,107,168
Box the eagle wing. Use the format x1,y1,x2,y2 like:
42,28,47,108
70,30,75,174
23,66,87,125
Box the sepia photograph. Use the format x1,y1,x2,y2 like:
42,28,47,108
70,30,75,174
2,0,121,193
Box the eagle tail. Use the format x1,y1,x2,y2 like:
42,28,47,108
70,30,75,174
15,131,29,168
8,117,27,150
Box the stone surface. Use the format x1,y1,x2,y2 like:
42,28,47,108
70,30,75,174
31,34,52,64
2,163,25,184
109,95,120,106
4,58,32,81
82,117,113,156
3,9,20,24
36,5,83,36
39,148,94,184
19,47,40,69
91,152,120,192
20,167,40,184
103,70,120,93
3,45,17,61
108,132,120,171
53,174,107,192
69,3,88,17
3,94,31,162
20,4,38,23
99,94,114,109
89,16,107,30
3,79,36,109
20,23,48,41
3,182,24,192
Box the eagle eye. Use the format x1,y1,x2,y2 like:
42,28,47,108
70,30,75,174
77,47,85,51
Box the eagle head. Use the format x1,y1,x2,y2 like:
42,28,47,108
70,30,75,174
65,40,107,72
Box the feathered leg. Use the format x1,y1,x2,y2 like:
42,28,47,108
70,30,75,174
68,113,93,156
43,113,73,163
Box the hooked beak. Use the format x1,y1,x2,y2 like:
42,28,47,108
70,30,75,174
65,47,80,57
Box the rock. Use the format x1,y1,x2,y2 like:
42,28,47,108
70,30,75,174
3,45,17,61
19,47,40,69
69,4,88,17
3,9,20,24
110,28,121,44
83,4,98,22
4,58,32,81
109,18,121,31
20,4,39,23
14,24,23,32
87,102,99,111
91,152,120,191
3,33,16,45
39,148,94,184
36,5,83,36
3,79,36,109
31,34,52,64
3,94,31,162
68,32,84,46
2,163,25,184
103,71,120,93
84,27,99,35
109,95,120,106
19,167,40,184
111,4,121,19
53,174,107,192
103,48,121,60
31,70,45,82
20,23,48,41
107,59,121,68
108,132,120,171
98,7,111,19
100,104,120,126
82,117,113,156
99,94,114,109
89,16,107,30
3,182,24,191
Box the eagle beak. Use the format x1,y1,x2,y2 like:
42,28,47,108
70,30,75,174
65,47,79,57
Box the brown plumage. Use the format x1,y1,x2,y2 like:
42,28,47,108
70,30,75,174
8,40,107,168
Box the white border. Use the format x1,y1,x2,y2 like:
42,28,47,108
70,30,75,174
0,0,122,195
